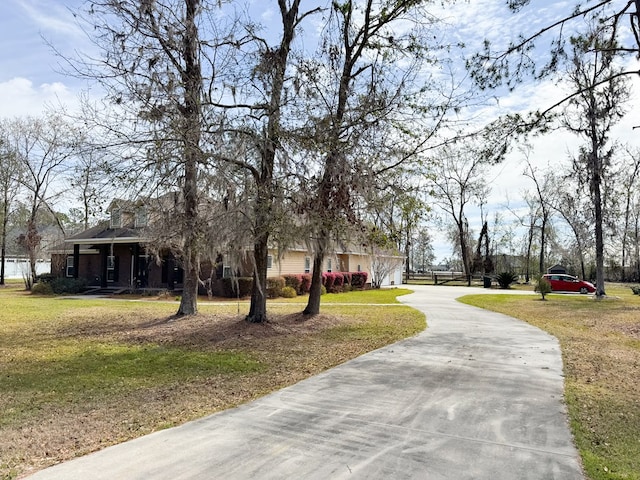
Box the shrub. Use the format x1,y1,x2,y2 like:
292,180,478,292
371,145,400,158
300,274,312,294
266,276,286,298
320,285,327,295
496,272,518,289
534,276,552,300
630,285,640,295
331,272,344,293
342,272,352,287
283,274,302,294
281,286,297,298
351,271,368,289
322,273,335,293
322,272,343,293
221,277,253,298
31,282,54,295
342,283,352,293
36,273,56,284
49,277,88,294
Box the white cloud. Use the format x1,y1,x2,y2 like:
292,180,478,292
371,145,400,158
0,77,77,117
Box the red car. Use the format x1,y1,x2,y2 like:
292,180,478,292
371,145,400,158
542,274,595,294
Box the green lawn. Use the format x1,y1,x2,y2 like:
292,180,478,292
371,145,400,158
460,286,640,480
0,284,424,479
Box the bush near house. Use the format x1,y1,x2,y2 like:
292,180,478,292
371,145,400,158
351,271,368,289
266,276,286,298
281,286,297,298
33,275,88,294
222,272,366,299
322,271,369,293
333,272,344,292
300,274,312,294
282,274,313,295
323,272,344,293
31,282,54,295
221,277,253,298
283,274,302,294
322,272,336,293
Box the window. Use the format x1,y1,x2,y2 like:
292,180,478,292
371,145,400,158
304,256,311,273
107,255,116,282
357,264,361,272
110,210,122,228
327,259,332,272
223,264,231,278
267,255,273,269
66,256,74,278
135,208,148,228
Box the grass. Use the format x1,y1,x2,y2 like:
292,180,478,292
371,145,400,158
0,284,424,479
460,285,640,480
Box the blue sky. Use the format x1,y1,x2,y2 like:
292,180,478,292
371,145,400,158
1,0,638,262
0,0,85,116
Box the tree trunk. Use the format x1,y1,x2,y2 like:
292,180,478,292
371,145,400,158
539,217,546,276
303,251,325,315
525,223,533,283
0,198,7,285
458,220,471,286
246,234,268,323
177,241,199,316
26,217,39,286
404,229,411,282
245,1,299,322
592,155,606,297
175,0,202,316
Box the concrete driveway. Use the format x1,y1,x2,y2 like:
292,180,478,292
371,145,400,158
27,285,584,479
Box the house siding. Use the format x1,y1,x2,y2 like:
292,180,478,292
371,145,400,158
269,250,347,277
270,251,308,276
265,248,397,287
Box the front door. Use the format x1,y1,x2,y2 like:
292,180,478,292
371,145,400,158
131,254,149,288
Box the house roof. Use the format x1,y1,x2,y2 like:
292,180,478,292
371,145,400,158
547,264,567,273
64,221,146,245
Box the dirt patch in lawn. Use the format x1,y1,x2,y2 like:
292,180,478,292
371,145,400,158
611,322,640,340
2,306,422,479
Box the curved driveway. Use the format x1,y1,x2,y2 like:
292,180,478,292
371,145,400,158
27,285,583,479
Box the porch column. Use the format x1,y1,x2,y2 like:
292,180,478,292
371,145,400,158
167,255,175,291
73,244,80,279
132,243,140,288
100,245,108,288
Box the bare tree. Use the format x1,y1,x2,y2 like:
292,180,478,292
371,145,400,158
427,143,490,285
561,21,631,297
71,0,230,315
364,166,427,280
411,227,435,273
70,138,112,231
215,1,321,323
544,165,594,281
299,0,443,315
523,158,554,276
617,147,640,280
3,115,73,287
0,129,23,285
509,192,546,283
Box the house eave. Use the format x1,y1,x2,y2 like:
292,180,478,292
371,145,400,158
64,237,147,245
